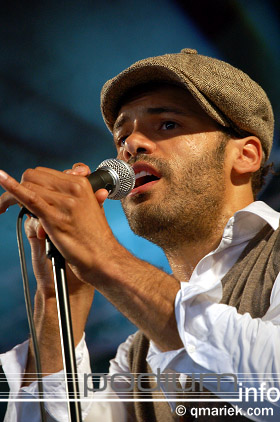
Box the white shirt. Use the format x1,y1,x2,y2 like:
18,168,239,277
1,201,280,421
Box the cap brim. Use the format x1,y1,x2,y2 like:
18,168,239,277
101,63,230,132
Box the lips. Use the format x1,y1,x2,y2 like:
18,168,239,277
129,162,161,196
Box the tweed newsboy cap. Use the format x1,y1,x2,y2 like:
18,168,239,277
101,48,274,160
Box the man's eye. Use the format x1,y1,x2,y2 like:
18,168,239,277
161,121,177,130
117,136,127,146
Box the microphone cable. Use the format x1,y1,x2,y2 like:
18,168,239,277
16,207,46,422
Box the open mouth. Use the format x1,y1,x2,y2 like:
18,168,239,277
129,163,161,195
134,170,160,188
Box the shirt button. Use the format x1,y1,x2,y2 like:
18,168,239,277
187,344,196,354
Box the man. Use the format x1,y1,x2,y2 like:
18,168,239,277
0,48,279,421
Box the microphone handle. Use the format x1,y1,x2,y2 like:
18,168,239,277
87,168,115,194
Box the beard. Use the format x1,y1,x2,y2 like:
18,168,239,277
121,136,228,251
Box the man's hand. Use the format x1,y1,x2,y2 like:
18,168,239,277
0,162,109,297
0,164,113,283
22,163,108,298
0,191,17,213
6,162,106,382
0,162,182,354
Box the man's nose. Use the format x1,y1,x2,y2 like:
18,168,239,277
122,132,156,161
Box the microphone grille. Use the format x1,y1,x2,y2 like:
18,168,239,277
96,158,135,200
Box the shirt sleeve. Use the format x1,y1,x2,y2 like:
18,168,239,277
147,274,280,419
0,333,137,422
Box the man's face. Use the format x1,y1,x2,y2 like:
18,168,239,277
113,85,229,249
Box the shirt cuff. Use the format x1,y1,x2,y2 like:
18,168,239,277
0,339,29,395
1,334,94,422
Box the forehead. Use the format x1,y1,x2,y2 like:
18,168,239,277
114,85,214,130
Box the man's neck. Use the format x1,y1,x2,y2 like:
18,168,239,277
164,201,249,281
165,233,223,282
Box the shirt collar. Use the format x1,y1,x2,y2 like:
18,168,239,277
217,201,280,251
234,201,280,230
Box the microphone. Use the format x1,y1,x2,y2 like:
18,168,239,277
88,158,135,200
21,159,134,219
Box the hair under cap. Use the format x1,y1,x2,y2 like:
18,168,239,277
101,48,274,161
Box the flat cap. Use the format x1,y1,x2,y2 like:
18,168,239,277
101,48,274,160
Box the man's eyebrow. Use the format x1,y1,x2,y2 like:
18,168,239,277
114,116,128,132
113,107,187,132
146,106,187,116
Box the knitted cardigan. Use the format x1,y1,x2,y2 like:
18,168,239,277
128,223,280,421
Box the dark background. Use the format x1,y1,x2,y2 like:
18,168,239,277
0,0,279,418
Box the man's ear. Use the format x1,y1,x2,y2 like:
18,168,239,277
232,136,263,175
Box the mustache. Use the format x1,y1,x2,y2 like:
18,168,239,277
127,155,172,179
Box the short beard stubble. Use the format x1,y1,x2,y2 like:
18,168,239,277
121,135,229,252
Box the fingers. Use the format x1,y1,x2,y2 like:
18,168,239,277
0,165,91,214
95,189,109,206
64,163,108,206
0,191,18,214
0,163,107,220
25,217,47,240
64,163,91,177
0,170,51,219
21,167,84,192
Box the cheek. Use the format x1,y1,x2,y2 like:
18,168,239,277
164,135,205,162
168,132,224,163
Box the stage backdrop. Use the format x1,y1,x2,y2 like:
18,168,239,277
0,0,280,418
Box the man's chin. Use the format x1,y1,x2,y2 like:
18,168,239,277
121,197,170,242
122,190,155,207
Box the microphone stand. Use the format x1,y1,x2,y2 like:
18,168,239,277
46,237,82,422
18,159,135,421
